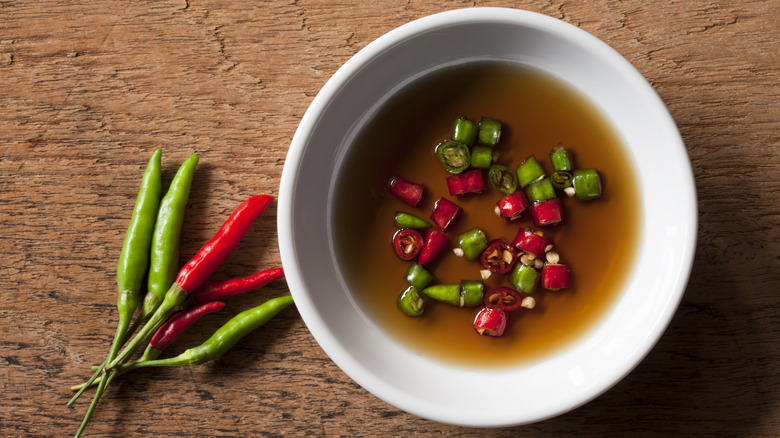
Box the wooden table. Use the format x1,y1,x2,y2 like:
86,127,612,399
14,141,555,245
2,1,778,436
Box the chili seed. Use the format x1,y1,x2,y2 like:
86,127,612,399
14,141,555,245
453,248,464,257
521,296,536,309
544,244,554,253
502,250,514,264
546,251,560,264
480,269,492,280
534,258,544,269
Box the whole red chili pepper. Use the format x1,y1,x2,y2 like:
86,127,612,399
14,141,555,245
108,195,274,370
191,267,285,302
149,301,225,353
176,195,275,292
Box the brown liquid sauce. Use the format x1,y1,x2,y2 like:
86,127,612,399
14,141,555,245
333,62,640,368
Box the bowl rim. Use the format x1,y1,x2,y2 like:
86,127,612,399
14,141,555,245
278,7,697,427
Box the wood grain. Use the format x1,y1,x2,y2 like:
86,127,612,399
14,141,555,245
1,0,778,436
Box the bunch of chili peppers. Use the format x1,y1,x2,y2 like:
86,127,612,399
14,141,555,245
68,150,292,437
389,116,605,337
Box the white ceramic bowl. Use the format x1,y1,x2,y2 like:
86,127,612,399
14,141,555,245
278,8,696,427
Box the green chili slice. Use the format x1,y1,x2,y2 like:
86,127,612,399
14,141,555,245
516,155,545,187
452,117,478,146
422,284,460,306
397,286,426,317
437,140,471,174
470,145,494,169
488,164,518,194
573,168,603,201
551,171,573,189
550,146,574,172
460,280,484,307
509,263,539,294
457,227,488,261
394,211,432,229
477,117,502,147
525,177,556,204
405,262,434,289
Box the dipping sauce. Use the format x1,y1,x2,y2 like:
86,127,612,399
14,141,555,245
333,61,640,368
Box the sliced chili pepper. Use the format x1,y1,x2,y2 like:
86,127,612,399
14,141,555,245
392,229,423,261
551,171,573,189
479,239,517,274
525,177,556,204
397,286,426,317
477,117,502,147
516,155,545,187
394,211,431,229
541,264,571,290
509,263,539,294
511,228,551,258
149,301,225,353
470,145,494,169
418,228,449,265
389,176,424,207
191,267,285,302
430,197,462,232
484,287,522,311
550,146,573,172
496,191,529,220
460,280,485,307
474,307,508,337
446,169,486,196
452,117,478,146
530,198,564,227
422,281,483,307
422,284,460,306
488,164,518,194
437,140,471,174
573,168,602,201
457,227,488,261
405,262,434,289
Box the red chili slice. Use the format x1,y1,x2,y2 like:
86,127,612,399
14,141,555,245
430,197,462,232
511,228,551,258
446,169,486,196
474,307,508,337
418,228,449,265
389,176,424,207
392,229,423,261
530,198,564,227
541,264,571,290
479,239,517,274
483,287,522,311
496,191,529,220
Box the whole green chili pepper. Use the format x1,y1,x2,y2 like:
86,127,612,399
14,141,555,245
75,297,292,438
71,150,162,435
68,149,162,408
141,154,199,319
117,296,294,370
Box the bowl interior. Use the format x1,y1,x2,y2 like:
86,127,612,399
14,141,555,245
278,8,696,427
